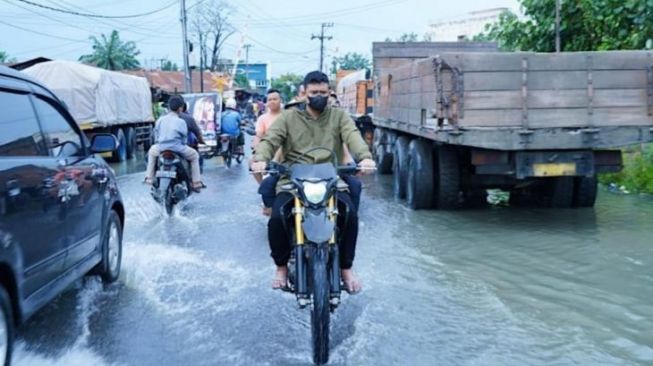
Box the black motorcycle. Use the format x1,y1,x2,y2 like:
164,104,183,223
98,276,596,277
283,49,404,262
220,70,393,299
151,150,194,215
265,149,363,365
217,133,244,168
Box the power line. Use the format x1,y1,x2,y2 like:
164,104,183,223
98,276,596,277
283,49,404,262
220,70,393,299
0,18,85,42
15,0,178,19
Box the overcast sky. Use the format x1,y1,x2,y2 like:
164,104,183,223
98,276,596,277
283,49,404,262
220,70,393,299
0,0,519,77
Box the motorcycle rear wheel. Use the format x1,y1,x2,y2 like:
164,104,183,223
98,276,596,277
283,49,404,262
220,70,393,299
311,246,330,365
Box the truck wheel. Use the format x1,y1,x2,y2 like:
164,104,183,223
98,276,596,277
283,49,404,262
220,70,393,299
125,127,136,159
0,286,13,366
110,128,128,162
392,136,411,199
406,139,434,209
547,177,574,208
435,145,461,209
572,176,598,208
374,129,393,175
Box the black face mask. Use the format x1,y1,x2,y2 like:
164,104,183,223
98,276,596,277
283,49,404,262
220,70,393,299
307,95,328,113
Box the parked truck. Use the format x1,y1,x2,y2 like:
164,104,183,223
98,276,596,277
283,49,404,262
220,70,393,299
370,42,653,209
336,69,375,147
22,60,155,161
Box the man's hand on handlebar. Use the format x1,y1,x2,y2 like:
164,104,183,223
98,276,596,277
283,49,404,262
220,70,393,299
250,160,267,173
357,158,376,175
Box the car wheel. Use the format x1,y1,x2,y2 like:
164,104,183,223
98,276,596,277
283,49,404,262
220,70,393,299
0,286,13,366
93,210,123,283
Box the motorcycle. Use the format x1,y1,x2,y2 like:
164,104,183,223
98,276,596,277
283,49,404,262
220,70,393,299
217,133,244,168
151,150,194,215
263,148,366,365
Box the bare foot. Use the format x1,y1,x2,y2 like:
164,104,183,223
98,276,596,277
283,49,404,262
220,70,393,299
262,206,272,216
143,177,153,185
341,269,362,294
271,266,288,289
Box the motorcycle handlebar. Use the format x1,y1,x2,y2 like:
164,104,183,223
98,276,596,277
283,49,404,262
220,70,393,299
250,162,375,176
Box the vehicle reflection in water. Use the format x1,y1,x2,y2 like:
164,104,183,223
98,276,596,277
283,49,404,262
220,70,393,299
10,156,653,366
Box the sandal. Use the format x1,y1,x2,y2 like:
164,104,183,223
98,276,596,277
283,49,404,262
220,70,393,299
271,267,288,289
191,181,203,193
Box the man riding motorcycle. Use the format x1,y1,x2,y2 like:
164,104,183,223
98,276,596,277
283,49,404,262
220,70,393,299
251,71,376,294
144,95,203,192
221,98,244,154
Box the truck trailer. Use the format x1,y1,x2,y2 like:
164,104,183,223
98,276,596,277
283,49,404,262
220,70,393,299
22,60,155,161
370,42,653,209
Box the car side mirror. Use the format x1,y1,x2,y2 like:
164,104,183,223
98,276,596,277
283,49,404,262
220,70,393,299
90,134,118,153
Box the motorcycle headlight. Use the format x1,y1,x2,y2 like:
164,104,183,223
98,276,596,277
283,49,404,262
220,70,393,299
303,181,328,204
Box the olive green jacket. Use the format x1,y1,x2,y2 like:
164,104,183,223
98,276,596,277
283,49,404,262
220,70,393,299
253,106,372,165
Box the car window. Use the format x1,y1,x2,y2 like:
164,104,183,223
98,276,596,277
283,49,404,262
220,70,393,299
32,96,84,157
0,90,48,157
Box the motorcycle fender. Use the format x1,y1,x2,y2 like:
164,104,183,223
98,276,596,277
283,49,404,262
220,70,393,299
302,209,335,244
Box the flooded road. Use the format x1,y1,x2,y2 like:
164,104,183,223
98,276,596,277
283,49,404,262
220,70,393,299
10,153,653,365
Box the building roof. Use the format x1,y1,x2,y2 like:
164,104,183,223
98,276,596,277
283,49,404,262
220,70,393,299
122,69,229,93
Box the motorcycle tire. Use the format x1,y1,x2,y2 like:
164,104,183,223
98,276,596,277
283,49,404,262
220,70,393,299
225,152,233,168
311,245,330,365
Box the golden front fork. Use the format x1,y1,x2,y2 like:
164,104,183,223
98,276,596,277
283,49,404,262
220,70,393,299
294,197,305,245
329,196,336,244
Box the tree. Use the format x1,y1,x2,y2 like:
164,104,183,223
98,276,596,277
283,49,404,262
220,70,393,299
79,30,140,70
398,32,419,42
474,0,653,51
161,59,178,71
0,51,17,63
234,73,249,89
333,52,371,70
190,0,236,72
270,73,304,102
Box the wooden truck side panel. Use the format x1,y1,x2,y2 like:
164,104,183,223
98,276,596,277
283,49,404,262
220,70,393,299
375,51,653,130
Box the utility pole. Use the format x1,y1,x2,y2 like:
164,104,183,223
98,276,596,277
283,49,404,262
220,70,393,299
312,22,333,72
199,33,204,93
180,0,191,92
555,0,561,52
244,43,253,88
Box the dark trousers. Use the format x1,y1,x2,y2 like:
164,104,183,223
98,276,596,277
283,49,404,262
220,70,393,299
268,192,359,269
258,175,280,208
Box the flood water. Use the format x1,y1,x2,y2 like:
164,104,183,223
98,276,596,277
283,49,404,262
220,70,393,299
10,152,653,366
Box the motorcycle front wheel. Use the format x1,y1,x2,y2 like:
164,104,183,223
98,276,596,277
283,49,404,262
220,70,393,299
311,245,330,365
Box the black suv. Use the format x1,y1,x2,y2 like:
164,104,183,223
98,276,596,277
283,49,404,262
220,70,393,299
0,65,124,365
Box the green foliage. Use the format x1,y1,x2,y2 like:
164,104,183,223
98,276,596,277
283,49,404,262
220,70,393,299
79,30,141,70
161,60,178,71
475,0,653,51
234,73,249,89
397,32,419,42
270,73,304,102
0,50,17,63
599,144,653,194
333,52,371,70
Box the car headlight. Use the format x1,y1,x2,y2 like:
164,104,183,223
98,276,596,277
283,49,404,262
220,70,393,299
303,181,328,204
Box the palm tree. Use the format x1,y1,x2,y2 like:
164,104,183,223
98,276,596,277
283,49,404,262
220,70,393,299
79,30,141,70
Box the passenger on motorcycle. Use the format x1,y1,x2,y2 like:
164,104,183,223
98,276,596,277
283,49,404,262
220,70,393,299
144,95,204,192
250,71,376,294
252,89,283,188
221,98,245,153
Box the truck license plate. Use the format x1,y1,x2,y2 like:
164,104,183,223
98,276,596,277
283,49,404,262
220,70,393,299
533,163,577,177
155,171,177,178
